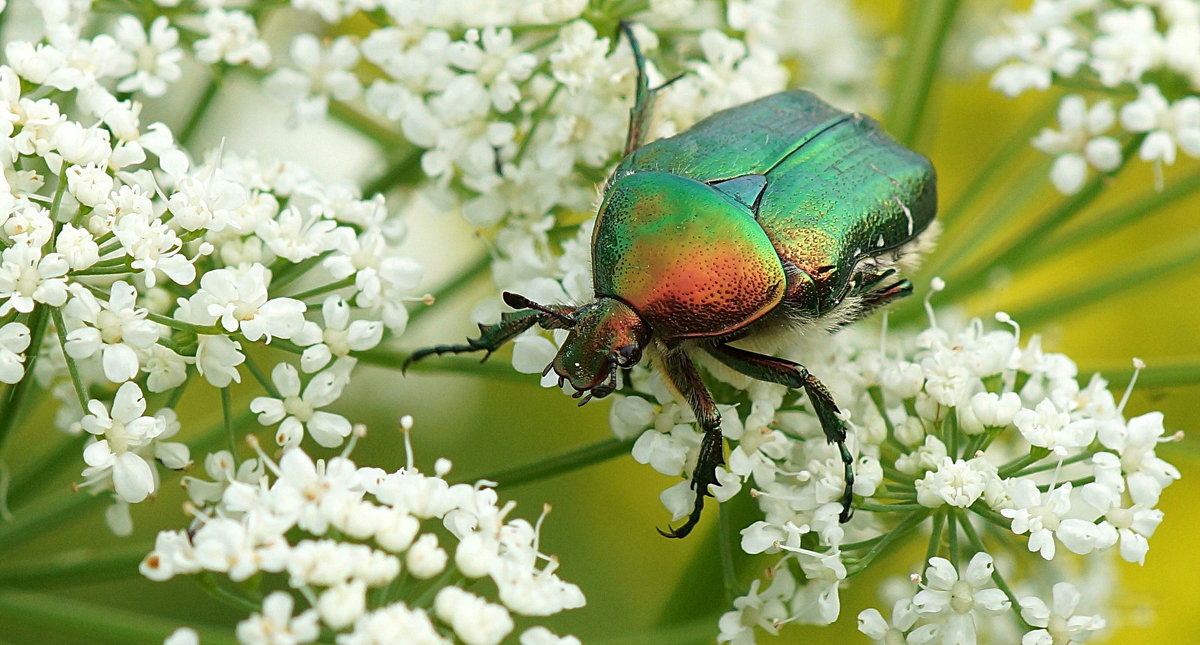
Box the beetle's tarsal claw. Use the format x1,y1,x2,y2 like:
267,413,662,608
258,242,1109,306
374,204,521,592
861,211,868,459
577,392,593,407
542,363,554,377
657,490,706,539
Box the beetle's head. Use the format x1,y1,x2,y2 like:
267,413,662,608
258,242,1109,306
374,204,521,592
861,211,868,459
551,297,650,404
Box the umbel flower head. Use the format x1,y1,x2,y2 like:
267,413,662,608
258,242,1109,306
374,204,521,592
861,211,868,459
143,423,585,644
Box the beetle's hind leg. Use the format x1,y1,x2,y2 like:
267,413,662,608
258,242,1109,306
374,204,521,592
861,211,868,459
656,347,725,539
618,21,683,155
705,343,855,523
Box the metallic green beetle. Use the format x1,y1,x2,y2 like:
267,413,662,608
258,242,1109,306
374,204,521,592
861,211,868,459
408,24,937,538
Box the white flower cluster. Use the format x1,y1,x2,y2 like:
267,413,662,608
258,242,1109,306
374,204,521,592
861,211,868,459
143,429,584,645
251,0,868,334
975,0,1200,193
0,4,422,531
604,305,1178,643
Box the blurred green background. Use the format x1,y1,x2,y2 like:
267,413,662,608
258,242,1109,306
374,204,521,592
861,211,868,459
3,2,1200,643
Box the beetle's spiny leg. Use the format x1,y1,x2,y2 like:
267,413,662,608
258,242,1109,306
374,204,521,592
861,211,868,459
704,343,855,523
656,348,724,539
404,308,550,372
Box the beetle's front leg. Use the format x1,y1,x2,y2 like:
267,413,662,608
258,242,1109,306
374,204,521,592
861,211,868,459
705,343,855,523
403,301,573,370
657,346,724,539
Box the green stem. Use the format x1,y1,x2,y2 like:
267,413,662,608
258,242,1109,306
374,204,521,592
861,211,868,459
242,352,279,399
462,436,637,489
287,275,356,301
327,100,408,149
6,433,87,507
1011,230,1200,328
931,135,1145,310
0,492,102,551
178,70,223,148
998,450,1047,478
221,387,236,459
935,96,1061,233
0,589,239,645
884,0,961,146
267,253,329,296
50,308,89,410
0,545,147,587
925,508,946,564
857,502,926,512
407,252,492,328
717,501,737,606
847,509,929,576
361,149,423,197
946,508,959,568
0,307,50,450
1031,167,1200,263
956,511,1031,630
196,572,262,614
1098,359,1200,389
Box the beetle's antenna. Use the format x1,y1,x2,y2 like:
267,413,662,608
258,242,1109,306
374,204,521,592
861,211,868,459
503,292,576,327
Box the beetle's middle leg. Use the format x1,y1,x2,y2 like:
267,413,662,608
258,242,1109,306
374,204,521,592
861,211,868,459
704,343,855,523
657,346,725,539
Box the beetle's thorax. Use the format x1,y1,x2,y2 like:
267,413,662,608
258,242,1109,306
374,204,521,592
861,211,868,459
552,297,650,398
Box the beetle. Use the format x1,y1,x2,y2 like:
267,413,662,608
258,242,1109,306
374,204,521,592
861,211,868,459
407,24,937,538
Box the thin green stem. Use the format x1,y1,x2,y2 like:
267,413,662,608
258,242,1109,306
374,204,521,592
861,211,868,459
6,433,87,507
50,308,89,410
884,0,961,146
0,307,50,450
1012,230,1200,328
0,589,240,645
946,509,959,568
242,352,280,399
1031,166,1200,263
998,450,1048,478
411,567,462,609
1097,358,1200,389
931,135,1145,310
361,149,423,197
178,70,223,148
327,100,408,149
857,502,926,512
0,545,147,587
222,387,237,460
197,572,261,614
268,253,329,295
0,492,102,551
462,436,637,489
847,509,929,576
143,309,223,336
287,275,356,301
956,510,1031,630
408,252,492,328
925,509,946,564
717,501,738,606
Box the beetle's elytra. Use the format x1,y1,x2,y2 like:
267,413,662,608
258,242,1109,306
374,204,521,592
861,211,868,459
407,23,938,538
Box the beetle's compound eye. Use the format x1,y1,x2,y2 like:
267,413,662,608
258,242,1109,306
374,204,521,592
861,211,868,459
615,343,642,368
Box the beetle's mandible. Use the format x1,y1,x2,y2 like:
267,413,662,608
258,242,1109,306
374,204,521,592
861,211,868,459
406,23,938,538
